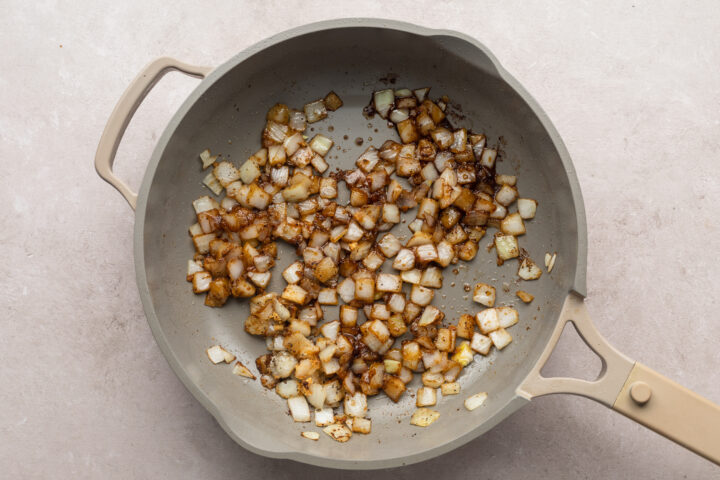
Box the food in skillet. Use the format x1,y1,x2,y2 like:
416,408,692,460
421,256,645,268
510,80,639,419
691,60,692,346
187,88,543,440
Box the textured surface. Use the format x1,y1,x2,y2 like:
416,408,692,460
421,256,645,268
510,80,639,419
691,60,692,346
1,0,719,478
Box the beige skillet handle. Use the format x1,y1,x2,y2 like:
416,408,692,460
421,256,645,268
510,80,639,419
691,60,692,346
517,292,720,465
94,58,212,210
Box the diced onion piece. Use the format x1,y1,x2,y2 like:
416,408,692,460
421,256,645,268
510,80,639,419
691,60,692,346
232,361,256,379
192,271,212,293
418,305,443,326
489,328,512,350
516,290,534,303
373,89,395,119
187,259,204,280
456,314,475,339
495,174,517,186
518,257,543,280
247,271,271,288
323,423,352,442
282,261,303,284
378,233,402,257
238,159,261,184
315,407,334,427
383,359,401,374
496,306,519,329
500,212,526,235
464,392,488,411
410,408,440,427
495,184,518,206
281,284,308,304
472,283,496,307
314,257,338,284
420,266,443,288
305,382,326,410
376,273,402,293
476,308,499,334
351,417,372,434
301,431,320,441
490,203,507,219
192,195,219,214
283,132,304,156
212,161,240,187
309,134,334,156
410,285,434,306
276,379,300,399
356,147,380,173
480,148,497,168
320,320,340,341
430,128,453,149
390,108,410,123
270,351,298,379
188,223,203,236
202,171,223,195
416,386,437,407
495,234,519,260
441,382,460,395
393,248,416,271
288,110,307,131
344,391,368,418
435,240,454,267
470,332,492,355
324,91,343,111
547,252,557,273
318,288,338,305
451,341,474,367
413,87,430,102
199,149,214,169
400,269,422,285
304,99,327,123
337,277,355,304
206,345,232,364
517,198,537,219
310,154,328,173
288,396,311,422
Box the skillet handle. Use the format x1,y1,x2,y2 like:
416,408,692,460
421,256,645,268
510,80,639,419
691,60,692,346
517,292,720,465
94,58,212,210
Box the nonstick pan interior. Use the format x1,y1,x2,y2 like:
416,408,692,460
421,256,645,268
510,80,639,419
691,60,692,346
136,22,584,468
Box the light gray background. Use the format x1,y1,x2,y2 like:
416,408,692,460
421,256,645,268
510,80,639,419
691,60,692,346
2,0,719,478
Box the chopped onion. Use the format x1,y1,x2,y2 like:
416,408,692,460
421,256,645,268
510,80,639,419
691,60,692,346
516,290,534,303
416,386,437,407
489,328,512,350
232,361,256,379
304,99,327,123
288,396,311,422
301,431,320,441
323,423,352,442
206,345,234,364
390,108,410,123
464,392,488,411
410,408,440,427
373,89,395,119
470,332,492,355
413,87,430,102
518,257,542,280
472,283,496,307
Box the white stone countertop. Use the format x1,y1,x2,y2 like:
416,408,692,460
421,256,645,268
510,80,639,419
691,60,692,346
2,0,719,478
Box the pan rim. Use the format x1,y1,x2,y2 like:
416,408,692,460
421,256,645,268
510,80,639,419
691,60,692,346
132,17,588,469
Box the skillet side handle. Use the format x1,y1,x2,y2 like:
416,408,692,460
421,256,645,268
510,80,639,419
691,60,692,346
518,292,720,465
94,58,212,210
613,363,720,464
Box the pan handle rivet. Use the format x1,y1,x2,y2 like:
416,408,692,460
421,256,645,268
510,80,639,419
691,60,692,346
630,381,652,405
